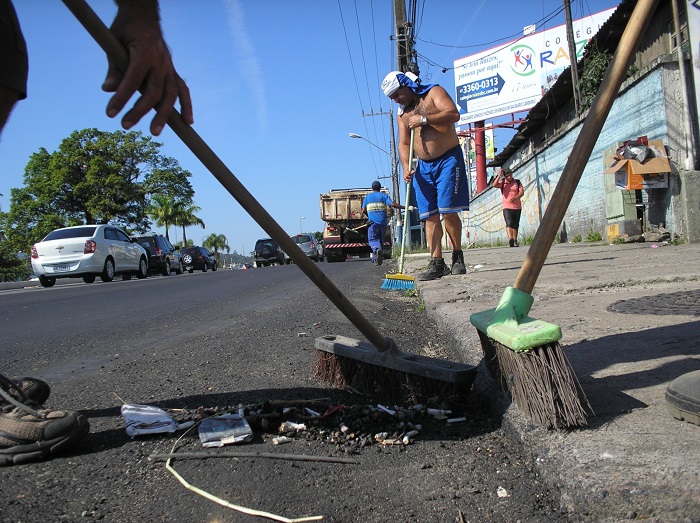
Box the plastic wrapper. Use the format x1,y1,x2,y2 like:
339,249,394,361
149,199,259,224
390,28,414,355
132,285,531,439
198,414,253,447
121,403,195,438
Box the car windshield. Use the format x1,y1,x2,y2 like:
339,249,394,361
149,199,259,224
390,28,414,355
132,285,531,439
294,235,312,244
43,226,97,241
257,241,275,249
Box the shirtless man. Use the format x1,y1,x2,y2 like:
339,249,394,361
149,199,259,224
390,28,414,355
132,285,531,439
381,71,469,280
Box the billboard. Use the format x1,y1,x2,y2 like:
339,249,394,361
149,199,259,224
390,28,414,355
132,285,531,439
453,7,615,125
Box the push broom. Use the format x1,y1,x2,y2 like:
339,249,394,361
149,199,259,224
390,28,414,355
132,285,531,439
470,0,659,429
64,0,476,405
382,129,416,291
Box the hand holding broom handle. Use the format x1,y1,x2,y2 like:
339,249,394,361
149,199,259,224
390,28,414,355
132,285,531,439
62,0,394,353
514,0,659,295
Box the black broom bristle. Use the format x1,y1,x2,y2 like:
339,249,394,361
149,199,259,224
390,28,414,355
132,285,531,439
311,350,470,406
478,331,593,429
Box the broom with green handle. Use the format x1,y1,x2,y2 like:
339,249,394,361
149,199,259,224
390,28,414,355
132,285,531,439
381,129,416,291
470,0,659,429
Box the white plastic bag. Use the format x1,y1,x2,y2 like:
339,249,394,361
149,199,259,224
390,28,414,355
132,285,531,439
121,403,195,438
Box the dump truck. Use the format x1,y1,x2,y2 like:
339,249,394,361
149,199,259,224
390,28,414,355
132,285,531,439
320,187,393,263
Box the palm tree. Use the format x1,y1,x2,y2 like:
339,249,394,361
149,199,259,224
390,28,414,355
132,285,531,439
147,194,176,241
203,233,230,267
173,203,205,245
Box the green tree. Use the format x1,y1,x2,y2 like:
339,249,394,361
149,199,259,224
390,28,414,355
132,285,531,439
147,194,177,241
173,203,205,245
203,233,230,266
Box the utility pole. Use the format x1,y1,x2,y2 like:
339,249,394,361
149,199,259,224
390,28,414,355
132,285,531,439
564,0,581,115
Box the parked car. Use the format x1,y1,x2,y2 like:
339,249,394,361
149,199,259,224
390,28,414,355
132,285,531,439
180,246,217,272
254,238,285,267
30,224,148,288
133,234,182,276
284,233,322,263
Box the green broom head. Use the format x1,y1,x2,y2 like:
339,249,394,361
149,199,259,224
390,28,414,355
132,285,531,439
470,286,561,352
381,273,415,291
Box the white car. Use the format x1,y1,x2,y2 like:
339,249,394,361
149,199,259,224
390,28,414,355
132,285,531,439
30,224,149,288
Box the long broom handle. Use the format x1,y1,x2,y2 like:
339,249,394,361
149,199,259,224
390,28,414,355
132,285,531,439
514,0,659,294
397,129,415,275
62,0,393,353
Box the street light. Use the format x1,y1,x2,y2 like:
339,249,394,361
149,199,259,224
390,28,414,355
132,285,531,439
300,216,305,233
348,132,399,205
348,133,392,157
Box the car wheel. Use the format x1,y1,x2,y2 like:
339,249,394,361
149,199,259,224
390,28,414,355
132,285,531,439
136,256,148,279
101,258,115,282
162,260,171,277
202,263,208,272
39,275,56,288
175,262,183,275
82,274,96,284
212,263,217,271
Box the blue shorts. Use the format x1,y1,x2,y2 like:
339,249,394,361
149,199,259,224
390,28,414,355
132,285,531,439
413,144,469,220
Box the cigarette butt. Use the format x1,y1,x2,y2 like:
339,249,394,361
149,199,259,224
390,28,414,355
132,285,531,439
272,436,292,445
446,417,466,424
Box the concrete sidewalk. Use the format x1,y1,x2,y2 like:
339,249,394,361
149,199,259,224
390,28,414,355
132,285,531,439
403,241,700,523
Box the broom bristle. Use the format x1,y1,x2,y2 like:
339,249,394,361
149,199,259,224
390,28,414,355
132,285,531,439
381,274,416,291
312,350,468,406
478,332,593,429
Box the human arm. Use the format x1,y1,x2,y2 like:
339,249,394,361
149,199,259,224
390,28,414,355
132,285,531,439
102,0,194,136
405,86,460,130
509,181,525,203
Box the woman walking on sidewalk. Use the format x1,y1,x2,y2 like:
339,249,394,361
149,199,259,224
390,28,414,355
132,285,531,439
492,168,524,247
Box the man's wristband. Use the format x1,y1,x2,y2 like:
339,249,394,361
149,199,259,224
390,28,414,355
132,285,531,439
421,115,428,126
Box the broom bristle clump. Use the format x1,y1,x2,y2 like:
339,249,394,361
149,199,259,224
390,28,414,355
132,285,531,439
312,351,468,406
491,340,593,429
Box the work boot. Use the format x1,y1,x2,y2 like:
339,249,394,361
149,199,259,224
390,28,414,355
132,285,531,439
0,374,89,466
451,250,466,275
416,258,451,281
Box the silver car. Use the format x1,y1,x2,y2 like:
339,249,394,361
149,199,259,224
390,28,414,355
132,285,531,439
285,233,322,263
30,224,149,287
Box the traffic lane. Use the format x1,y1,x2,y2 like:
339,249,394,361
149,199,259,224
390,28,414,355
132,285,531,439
0,260,370,382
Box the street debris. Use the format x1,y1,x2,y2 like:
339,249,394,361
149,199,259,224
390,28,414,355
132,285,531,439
121,403,196,437
198,414,253,447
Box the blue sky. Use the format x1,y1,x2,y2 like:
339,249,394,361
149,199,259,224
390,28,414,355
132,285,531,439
1,0,616,256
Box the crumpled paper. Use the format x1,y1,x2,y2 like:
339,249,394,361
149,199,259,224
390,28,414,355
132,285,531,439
121,403,195,438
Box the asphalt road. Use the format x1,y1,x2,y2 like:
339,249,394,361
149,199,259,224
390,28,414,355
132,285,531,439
0,261,569,522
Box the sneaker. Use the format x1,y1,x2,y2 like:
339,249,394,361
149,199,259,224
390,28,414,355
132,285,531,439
0,375,89,466
416,258,451,281
513,241,520,247
451,250,466,275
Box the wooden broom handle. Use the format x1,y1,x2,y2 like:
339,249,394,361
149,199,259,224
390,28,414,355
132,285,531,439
514,0,659,294
62,0,392,352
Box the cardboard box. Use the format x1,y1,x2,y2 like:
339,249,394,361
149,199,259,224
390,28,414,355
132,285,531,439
603,139,671,190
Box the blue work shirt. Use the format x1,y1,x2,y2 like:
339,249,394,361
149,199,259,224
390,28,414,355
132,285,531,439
362,191,393,226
